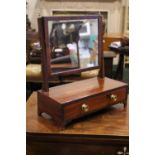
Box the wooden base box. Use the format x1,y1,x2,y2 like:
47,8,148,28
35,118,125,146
37,77,128,127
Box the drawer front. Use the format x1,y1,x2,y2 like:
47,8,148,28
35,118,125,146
27,142,129,155
64,87,127,121
108,87,127,105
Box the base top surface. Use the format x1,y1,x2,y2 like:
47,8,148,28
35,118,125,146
39,77,127,104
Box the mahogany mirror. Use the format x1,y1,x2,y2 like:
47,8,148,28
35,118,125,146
38,15,104,91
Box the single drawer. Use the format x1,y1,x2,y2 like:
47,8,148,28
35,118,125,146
27,142,129,155
107,87,127,105
64,87,127,121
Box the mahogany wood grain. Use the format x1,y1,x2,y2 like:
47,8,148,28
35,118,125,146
27,142,129,155
37,15,128,128
64,87,127,121
98,16,104,78
37,77,127,126
39,77,127,104
27,92,128,136
27,92,129,155
38,18,50,91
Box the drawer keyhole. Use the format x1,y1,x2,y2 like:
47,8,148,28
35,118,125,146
81,104,89,112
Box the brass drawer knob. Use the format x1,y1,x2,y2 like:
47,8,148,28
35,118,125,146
116,146,128,155
110,94,118,102
81,104,89,112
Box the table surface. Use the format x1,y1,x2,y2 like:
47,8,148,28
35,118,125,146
26,92,128,137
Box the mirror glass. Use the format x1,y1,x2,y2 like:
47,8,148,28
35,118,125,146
47,18,99,74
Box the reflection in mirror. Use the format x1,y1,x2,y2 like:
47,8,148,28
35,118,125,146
48,18,98,73
78,19,98,68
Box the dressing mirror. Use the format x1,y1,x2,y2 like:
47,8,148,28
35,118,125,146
38,15,104,91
